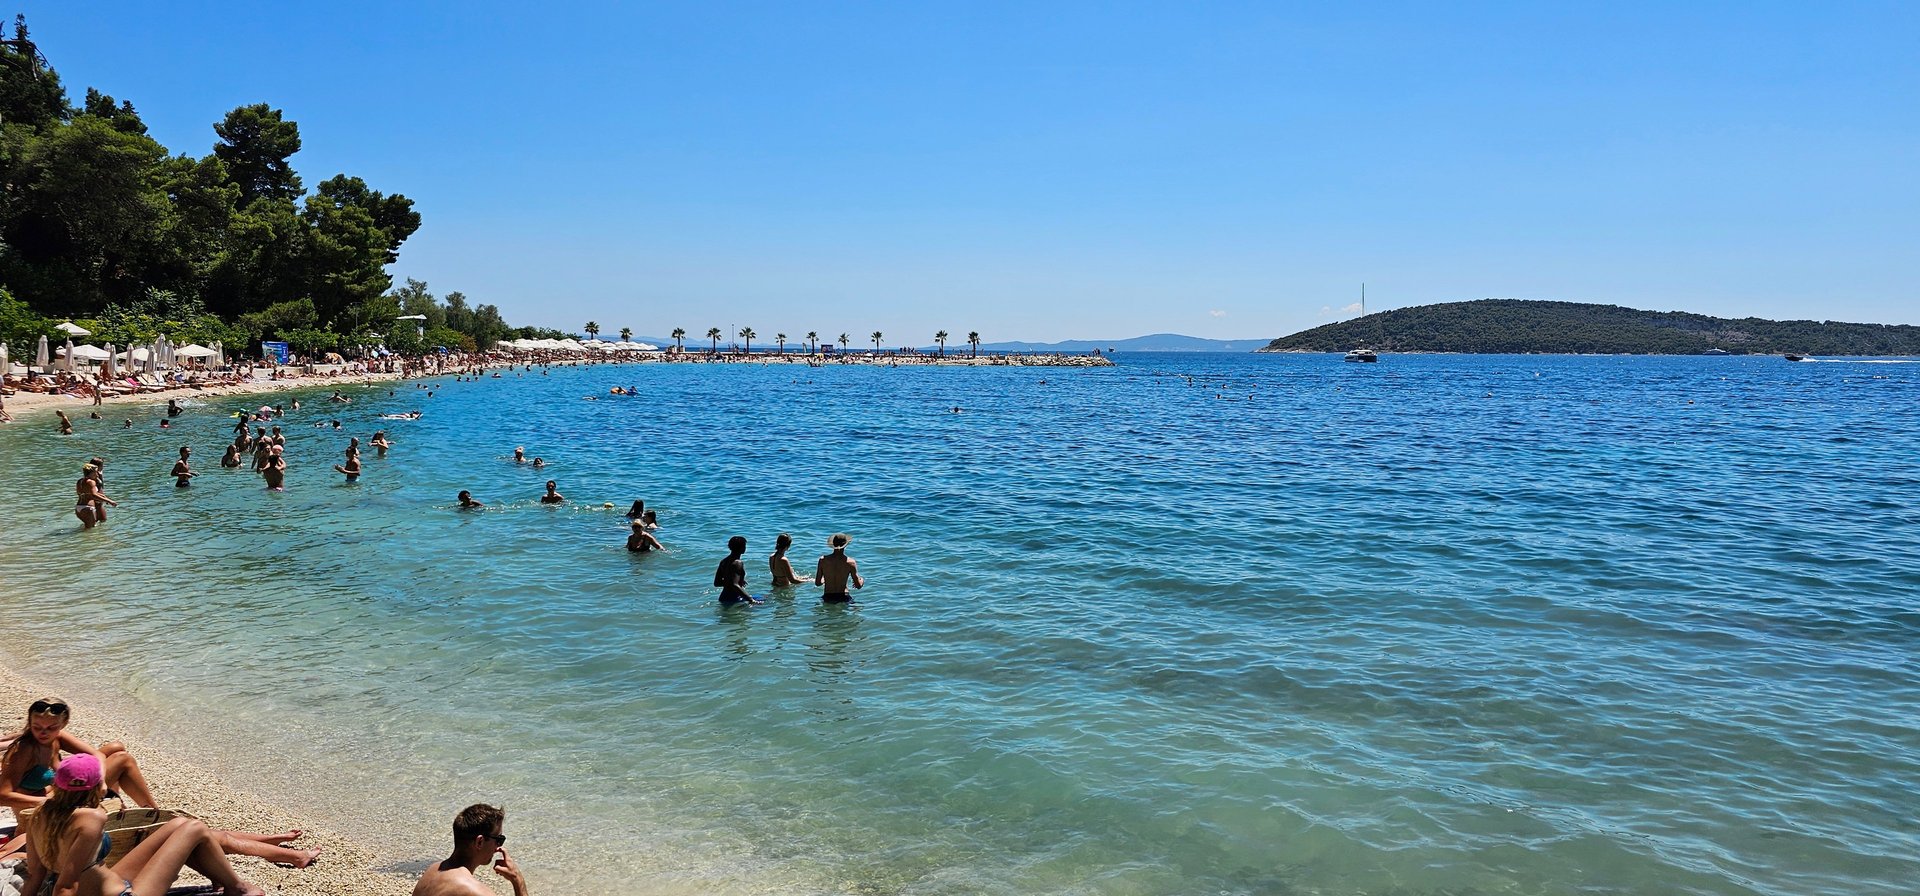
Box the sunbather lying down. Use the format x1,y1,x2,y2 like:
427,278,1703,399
0,699,319,868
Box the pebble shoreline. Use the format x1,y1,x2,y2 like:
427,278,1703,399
0,657,421,896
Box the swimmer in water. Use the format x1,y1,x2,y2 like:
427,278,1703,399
513,446,526,464
371,431,391,455
626,520,662,553
262,448,286,490
220,444,243,468
539,480,564,504
814,533,864,604
457,490,484,509
170,446,196,488
531,457,545,469
768,533,807,586
624,500,645,521
713,536,760,605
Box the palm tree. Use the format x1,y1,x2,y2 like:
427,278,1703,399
935,330,949,357
619,327,632,342
706,327,722,353
968,331,980,358
838,333,850,351
871,331,883,353
775,333,788,354
739,327,756,355
584,321,600,340
671,328,686,351
806,331,819,353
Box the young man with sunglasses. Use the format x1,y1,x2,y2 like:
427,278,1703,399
414,803,528,896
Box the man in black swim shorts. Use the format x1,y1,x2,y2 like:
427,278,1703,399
814,533,864,603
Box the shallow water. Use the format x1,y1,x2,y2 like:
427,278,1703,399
1,353,1916,895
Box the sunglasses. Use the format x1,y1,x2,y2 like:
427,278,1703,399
484,833,507,845
29,701,69,716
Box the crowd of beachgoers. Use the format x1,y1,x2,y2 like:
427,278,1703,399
0,349,906,895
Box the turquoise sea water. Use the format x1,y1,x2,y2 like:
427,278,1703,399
0,353,1916,896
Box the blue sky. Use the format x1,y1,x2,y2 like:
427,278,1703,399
16,1,1919,341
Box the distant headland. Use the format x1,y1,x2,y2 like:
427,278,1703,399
1259,299,1920,355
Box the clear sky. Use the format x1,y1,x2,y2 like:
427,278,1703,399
15,1,1919,342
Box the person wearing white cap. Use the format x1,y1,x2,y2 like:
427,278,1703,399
814,533,865,604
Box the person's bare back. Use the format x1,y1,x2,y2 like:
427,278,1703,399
814,533,864,603
413,861,496,896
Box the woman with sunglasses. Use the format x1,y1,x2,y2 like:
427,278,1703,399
1,699,319,868
1,699,154,811
22,754,265,896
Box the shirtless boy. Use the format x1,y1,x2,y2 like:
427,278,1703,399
413,804,527,896
815,533,864,603
171,446,196,488
713,536,760,605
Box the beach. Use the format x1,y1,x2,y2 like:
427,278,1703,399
0,353,1913,896
0,657,415,896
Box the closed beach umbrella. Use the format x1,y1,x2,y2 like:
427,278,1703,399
212,341,224,367
103,343,117,379
146,340,160,374
62,338,75,373
1,342,9,376
37,335,50,370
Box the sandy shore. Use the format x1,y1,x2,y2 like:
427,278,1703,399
0,657,417,896
1,372,405,418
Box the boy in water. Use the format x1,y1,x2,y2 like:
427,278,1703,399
713,536,760,605
539,480,564,504
171,446,196,488
458,490,484,508
815,533,864,603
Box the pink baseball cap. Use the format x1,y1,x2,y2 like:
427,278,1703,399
54,754,103,792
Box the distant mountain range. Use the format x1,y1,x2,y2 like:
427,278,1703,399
1261,299,1920,355
621,333,1261,353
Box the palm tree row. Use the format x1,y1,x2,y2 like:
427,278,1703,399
585,322,985,357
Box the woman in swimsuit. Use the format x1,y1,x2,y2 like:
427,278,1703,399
75,469,116,529
626,520,662,553
21,754,266,896
220,444,243,468
2,700,316,868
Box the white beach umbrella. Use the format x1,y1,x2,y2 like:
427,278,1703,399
146,339,160,374
102,343,117,379
213,341,225,367
55,321,90,337
175,344,216,360
61,338,75,372
36,335,50,370
63,344,110,362
0,342,9,376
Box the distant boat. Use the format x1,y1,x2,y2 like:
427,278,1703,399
1785,354,1805,362
1704,348,1730,356
1343,348,1378,363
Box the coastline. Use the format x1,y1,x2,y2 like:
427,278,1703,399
0,653,416,896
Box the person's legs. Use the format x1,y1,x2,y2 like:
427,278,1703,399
100,745,156,808
214,829,319,866
116,818,258,896
76,505,97,528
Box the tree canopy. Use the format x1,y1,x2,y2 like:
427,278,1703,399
0,16,531,357
1261,299,1920,355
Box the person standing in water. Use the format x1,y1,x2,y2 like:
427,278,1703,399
219,444,242,468
626,520,662,553
713,536,760,605
769,533,807,586
815,533,864,603
170,447,196,488
73,466,116,529
539,481,564,504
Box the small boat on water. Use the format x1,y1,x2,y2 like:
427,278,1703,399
1785,354,1805,362
1343,348,1378,363
1704,348,1730,356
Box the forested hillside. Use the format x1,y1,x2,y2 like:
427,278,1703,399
1261,299,1920,355
0,15,551,355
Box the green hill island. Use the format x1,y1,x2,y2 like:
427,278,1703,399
1259,299,1920,356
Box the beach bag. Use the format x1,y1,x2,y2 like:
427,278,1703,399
101,806,196,866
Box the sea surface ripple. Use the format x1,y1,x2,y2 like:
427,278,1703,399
0,353,1915,896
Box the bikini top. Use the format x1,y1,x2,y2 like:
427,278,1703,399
19,764,54,796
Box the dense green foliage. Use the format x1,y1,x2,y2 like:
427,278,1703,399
1262,299,1920,356
0,16,534,356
